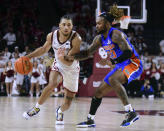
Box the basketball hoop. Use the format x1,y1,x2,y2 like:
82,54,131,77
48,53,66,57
120,16,131,29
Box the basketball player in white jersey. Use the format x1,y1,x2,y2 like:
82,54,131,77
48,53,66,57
23,15,82,125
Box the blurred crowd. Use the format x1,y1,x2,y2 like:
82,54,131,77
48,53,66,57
0,0,44,52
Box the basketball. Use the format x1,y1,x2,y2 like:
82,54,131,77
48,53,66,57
14,56,33,75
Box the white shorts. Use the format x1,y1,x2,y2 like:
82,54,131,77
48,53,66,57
5,76,14,83
16,73,24,85
31,76,39,84
51,61,80,93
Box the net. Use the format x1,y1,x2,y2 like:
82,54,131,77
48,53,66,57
120,16,131,29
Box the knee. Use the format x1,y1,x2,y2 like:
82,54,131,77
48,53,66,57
47,82,58,90
95,89,103,98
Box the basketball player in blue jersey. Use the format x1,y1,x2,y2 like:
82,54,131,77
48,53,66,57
63,5,143,127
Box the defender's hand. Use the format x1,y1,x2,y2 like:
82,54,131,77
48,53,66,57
64,55,74,62
99,59,115,68
99,59,108,66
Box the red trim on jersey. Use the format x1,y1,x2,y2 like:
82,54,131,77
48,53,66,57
64,87,77,94
51,61,59,71
51,31,54,44
70,32,77,49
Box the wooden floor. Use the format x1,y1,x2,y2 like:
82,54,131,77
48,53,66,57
0,97,164,131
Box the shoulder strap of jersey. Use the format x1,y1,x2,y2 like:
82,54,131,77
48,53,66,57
51,30,58,44
68,31,76,42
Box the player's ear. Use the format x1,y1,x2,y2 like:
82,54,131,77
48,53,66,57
106,21,110,27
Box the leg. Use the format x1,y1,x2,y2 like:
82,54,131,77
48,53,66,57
87,68,125,117
56,89,75,125
9,82,13,96
89,81,112,116
108,69,139,127
36,82,40,97
1,82,4,92
6,83,9,96
77,81,113,128
23,71,61,120
17,84,21,94
30,83,35,97
60,89,75,112
108,69,129,106
77,69,138,128
38,71,60,105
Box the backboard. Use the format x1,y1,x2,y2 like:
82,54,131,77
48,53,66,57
96,0,147,23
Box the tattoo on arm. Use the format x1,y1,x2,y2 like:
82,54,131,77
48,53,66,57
112,31,132,51
73,35,101,61
66,96,74,101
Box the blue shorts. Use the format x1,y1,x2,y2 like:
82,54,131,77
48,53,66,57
104,58,143,85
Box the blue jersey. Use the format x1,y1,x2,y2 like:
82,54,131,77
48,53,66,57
101,27,139,60
101,27,143,84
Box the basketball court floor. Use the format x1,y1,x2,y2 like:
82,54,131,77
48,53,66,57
0,97,164,131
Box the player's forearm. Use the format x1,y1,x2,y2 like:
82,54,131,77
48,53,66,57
26,47,46,59
73,50,90,61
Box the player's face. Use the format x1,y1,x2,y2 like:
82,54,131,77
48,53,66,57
96,17,107,34
59,19,73,36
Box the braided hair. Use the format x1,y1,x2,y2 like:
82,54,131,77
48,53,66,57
99,4,124,23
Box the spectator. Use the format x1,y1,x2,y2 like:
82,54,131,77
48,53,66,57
3,27,16,52
135,38,147,55
159,39,164,55
80,41,89,51
12,46,21,58
11,53,19,67
4,61,14,97
16,73,24,95
30,61,40,97
140,79,154,98
150,62,161,97
24,74,30,96
21,46,31,56
3,47,11,59
38,59,47,90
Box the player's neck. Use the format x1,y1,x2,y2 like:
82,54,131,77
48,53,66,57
58,30,71,42
103,26,112,39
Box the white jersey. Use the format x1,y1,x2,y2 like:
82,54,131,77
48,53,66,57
6,67,13,71
51,30,79,69
31,67,40,83
5,66,14,83
51,30,80,93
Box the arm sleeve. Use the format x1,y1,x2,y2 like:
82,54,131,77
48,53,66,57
111,49,133,64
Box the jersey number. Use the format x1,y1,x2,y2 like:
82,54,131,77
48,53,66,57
107,50,117,59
